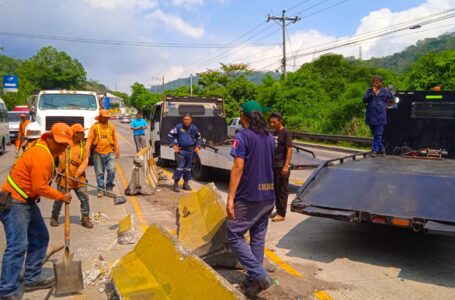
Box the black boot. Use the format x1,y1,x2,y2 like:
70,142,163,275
173,182,180,193
182,182,192,191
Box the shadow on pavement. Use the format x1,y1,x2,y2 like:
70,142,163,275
277,217,455,288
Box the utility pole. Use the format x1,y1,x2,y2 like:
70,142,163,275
190,73,193,96
267,10,300,79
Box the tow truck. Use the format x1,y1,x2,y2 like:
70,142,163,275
150,96,320,180
291,90,455,236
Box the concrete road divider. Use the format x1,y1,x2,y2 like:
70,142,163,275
177,183,240,268
126,147,161,195
110,224,246,300
177,183,226,256
117,214,136,245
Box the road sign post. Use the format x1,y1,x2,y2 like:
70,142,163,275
3,75,18,93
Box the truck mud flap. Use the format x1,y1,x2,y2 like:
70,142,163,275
424,221,455,236
299,206,356,222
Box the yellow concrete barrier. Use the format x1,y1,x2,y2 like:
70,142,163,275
110,225,245,300
177,183,227,256
135,147,160,193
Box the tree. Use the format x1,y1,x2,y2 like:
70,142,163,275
18,46,86,90
406,50,455,90
129,82,160,111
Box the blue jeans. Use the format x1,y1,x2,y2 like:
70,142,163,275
93,152,116,190
0,202,49,296
53,185,90,217
173,150,193,183
225,200,274,281
369,125,385,153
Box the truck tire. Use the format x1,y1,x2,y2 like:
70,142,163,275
192,153,210,181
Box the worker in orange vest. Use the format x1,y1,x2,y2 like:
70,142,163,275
15,113,30,157
86,110,119,198
0,123,73,298
51,124,93,229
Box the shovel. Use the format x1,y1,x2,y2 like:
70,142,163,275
53,148,84,296
56,172,128,205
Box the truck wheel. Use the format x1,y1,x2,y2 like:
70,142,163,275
192,154,210,181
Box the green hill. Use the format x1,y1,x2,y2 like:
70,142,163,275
365,32,455,72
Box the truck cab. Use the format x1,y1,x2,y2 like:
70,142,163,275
28,90,101,137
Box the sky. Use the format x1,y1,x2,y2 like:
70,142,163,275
0,0,454,93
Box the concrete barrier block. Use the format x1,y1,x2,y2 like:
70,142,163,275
177,183,227,257
110,225,245,300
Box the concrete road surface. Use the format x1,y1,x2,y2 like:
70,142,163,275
0,120,454,299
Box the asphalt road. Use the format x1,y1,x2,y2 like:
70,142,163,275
0,121,454,299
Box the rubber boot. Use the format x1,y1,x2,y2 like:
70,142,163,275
182,182,192,191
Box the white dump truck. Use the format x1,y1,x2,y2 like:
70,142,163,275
28,90,102,137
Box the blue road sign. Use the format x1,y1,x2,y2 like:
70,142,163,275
3,75,18,92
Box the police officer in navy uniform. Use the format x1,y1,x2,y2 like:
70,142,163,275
363,75,394,157
168,114,202,192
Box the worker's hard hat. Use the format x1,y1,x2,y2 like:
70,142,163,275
20,113,27,118
95,109,111,120
70,123,87,133
49,123,73,145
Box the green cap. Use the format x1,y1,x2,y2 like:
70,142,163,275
241,100,263,114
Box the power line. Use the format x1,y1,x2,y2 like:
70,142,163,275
190,0,346,72
248,9,455,68
0,31,278,48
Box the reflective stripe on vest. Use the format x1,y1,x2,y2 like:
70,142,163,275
7,143,54,201
70,141,83,163
97,123,113,145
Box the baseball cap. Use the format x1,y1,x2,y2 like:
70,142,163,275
71,123,87,133
20,113,27,118
241,100,263,115
95,109,111,120
50,123,73,145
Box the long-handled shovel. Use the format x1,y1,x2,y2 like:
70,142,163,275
56,172,128,205
53,148,84,296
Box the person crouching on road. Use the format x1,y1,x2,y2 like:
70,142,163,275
363,75,394,157
15,114,30,157
168,114,202,193
269,112,293,222
130,112,148,153
86,109,120,198
0,123,73,299
51,124,93,229
226,100,276,297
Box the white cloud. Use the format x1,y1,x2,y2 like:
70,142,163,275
147,9,204,38
215,0,455,73
84,0,158,10
171,0,203,8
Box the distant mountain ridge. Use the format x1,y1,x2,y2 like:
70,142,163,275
156,32,455,91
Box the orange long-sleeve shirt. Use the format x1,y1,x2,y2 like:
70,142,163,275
17,120,31,139
2,139,64,202
56,141,89,189
87,122,119,155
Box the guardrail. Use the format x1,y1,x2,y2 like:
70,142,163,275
292,132,372,146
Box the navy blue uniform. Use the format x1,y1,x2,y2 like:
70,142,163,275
168,123,202,182
363,88,393,153
226,128,275,282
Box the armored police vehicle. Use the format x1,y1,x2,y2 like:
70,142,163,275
291,90,455,236
150,96,320,180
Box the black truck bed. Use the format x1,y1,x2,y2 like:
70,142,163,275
292,155,455,224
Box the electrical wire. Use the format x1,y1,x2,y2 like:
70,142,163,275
0,31,278,48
